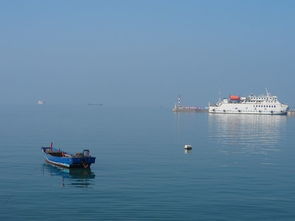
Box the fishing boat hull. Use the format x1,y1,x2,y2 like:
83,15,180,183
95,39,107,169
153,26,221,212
42,147,96,168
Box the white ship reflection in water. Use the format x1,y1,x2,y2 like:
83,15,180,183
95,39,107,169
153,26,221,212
42,164,95,188
208,114,287,155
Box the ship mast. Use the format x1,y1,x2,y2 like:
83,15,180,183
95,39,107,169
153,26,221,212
265,88,270,96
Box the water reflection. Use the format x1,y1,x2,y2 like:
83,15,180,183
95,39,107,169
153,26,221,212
184,149,192,154
42,164,95,188
208,114,287,154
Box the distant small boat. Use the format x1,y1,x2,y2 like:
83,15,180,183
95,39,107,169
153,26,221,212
88,103,103,106
37,100,45,105
41,143,96,168
184,144,192,150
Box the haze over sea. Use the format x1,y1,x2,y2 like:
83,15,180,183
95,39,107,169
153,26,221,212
1,0,295,220
1,105,295,220
1,1,295,107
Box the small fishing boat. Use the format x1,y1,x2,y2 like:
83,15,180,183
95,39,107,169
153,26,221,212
41,143,96,168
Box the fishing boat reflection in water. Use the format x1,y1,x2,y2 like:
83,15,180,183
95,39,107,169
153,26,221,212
42,164,95,188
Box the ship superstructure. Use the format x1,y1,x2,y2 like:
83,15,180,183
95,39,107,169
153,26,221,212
209,92,288,115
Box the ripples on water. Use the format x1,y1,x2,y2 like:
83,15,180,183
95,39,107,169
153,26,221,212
208,114,287,155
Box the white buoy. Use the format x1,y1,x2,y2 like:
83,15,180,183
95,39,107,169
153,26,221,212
184,144,192,150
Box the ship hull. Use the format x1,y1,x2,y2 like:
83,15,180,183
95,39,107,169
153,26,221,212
208,109,287,115
208,105,288,115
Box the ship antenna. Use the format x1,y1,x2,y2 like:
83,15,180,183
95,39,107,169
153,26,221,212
265,88,270,96
217,90,222,102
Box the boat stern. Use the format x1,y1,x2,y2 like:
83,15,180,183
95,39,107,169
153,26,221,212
71,156,96,168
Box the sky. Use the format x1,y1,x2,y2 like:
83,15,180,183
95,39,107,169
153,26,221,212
0,0,294,107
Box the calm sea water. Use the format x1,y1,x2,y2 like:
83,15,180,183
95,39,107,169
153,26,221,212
1,105,295,220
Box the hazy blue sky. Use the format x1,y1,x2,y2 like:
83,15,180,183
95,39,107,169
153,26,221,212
0,0,294,107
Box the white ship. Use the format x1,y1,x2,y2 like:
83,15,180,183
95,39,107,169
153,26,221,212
209,91,288,115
